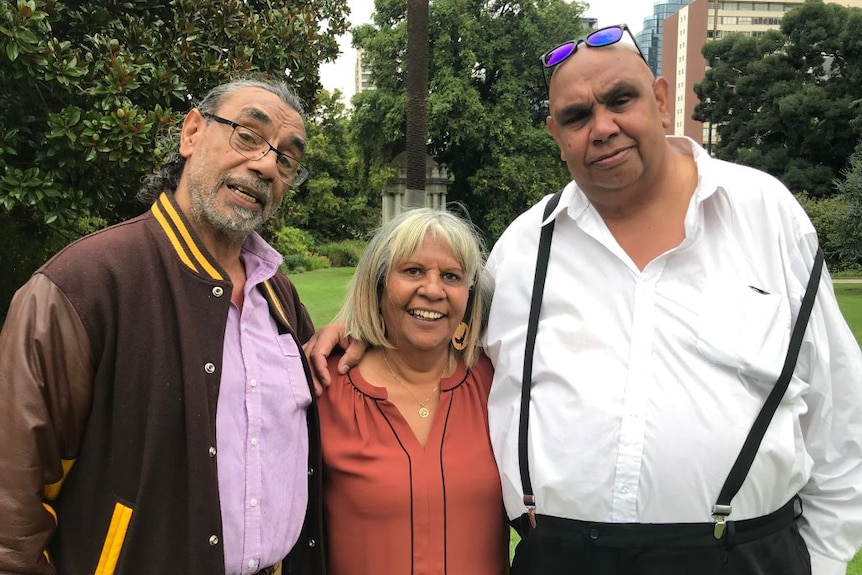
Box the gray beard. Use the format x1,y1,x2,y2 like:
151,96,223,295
188,178,273,247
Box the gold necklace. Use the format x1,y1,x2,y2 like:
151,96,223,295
382,350,441,419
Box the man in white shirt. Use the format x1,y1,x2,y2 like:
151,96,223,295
308,23,862,575
484,24,862,575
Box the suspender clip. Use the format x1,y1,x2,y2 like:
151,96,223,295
712,504,732,539
524,495,537,529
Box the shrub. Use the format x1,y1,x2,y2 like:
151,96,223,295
271,226,332,274
280,253,331,275
272,226,316,257
317,239,365,267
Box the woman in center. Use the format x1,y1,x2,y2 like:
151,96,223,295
318,207,507,574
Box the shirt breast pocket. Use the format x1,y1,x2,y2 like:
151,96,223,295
695,282,791,384
276,333,312,410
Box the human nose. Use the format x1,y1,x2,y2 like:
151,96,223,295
418,273,446,299
590,106,620,145
247,145,281,181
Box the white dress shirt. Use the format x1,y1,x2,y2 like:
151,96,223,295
485,137,862,575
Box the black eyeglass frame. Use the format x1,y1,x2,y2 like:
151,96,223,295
200,111,309,187
538,24,648,100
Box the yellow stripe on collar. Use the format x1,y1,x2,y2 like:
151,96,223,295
153,193,224,281
152,202,198,274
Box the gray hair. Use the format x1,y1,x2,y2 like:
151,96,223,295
137,77,305,204
338,207,493,368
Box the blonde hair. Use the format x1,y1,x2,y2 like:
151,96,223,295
337,207,492,367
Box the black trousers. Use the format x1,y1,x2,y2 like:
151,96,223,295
510,499,811,575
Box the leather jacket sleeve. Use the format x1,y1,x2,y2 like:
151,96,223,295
0,273,94,574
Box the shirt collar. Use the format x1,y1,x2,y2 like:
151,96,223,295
541,136,728,229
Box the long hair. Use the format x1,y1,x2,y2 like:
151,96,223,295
137,77,305,205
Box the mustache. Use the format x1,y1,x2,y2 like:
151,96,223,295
220,174,272,205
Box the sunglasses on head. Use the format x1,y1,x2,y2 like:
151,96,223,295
539,24,647,98
541,24,646,68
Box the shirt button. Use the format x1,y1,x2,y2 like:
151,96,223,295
250,438,258,446
209,535,219,546
250,498,258,507
204,362,216,374
247,559,257,569
250,379,257,388
212,286,224,297
208,447,217,457
589,529,600,540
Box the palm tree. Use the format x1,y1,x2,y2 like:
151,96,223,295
404,0,429,209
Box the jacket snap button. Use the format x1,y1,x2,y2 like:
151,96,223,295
204,363,216,374
212,286,224,297
209,535,219,546
589,529,600,540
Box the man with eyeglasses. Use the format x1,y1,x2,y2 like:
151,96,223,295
0,78,324,575
307,22,862,575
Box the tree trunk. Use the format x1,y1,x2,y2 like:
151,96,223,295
404,0,429,209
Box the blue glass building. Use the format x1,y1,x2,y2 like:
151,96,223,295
634,0,696,76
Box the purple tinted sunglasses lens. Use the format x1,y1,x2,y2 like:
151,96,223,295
586,26,625,47
544,42,577,67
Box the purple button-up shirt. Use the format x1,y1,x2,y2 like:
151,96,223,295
217,233,312,575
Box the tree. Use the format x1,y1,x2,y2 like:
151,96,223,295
833,144,862,268
350,0,583,241
694,0,862,199
404,0,430,209
0,0,348,318
280,89,379,242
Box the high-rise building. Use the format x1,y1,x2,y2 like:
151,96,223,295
354,49,375,95
663,0,862,150
635,0,697,76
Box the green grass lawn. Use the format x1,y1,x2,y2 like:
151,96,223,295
836,284,862,345
291,268,862,570
287,267,355,327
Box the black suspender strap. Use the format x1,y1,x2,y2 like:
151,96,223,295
516,188,825,537
518,190,563,529
711,246,825,539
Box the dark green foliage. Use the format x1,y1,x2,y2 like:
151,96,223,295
795,192,852,267
0,0,349,315
833,146,862,267
317,239,366,267
271,225,332,274
793,142,862,271
349,0,580,243
694,0,862,199
281,89,379,243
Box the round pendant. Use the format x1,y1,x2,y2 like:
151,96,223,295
418,407,430,418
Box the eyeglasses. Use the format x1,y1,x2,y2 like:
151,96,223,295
539,24,647,95
200,112,309,187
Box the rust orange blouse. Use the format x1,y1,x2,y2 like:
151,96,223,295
319,352,508,575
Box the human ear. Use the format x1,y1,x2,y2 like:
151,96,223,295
652,77,672,130
546,115,566,161
179,109,206,159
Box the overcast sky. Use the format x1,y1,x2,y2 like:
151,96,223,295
319,0,658,102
